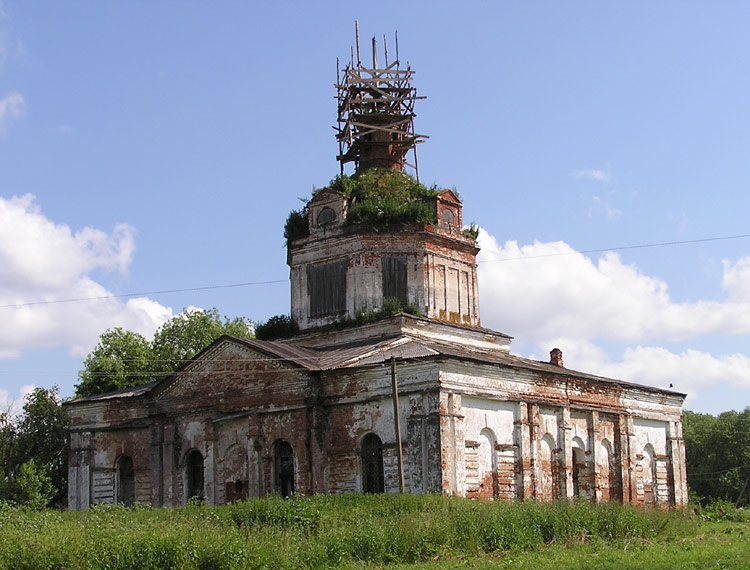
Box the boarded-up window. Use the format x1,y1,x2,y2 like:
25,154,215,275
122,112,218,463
307,260,347,318
382,256,407,306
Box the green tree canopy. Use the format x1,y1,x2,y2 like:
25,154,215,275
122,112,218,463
684,407,750,506
9,387,69,507
76,328,153,398
75,308,254,399
151,308,253,375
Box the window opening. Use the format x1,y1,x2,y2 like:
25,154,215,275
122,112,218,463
274,441,295,498
307,260,347,318
317,207,337,226
116,455,135,507
382,256,407,307
361,433,385,493
186,450,205,501
572,447,586,498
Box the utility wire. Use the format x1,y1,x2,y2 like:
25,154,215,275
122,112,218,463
0,279,288,309
477,233,750,264
1,233,748,309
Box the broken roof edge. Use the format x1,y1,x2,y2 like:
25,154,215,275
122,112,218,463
64,381,158,405
286,313,512,351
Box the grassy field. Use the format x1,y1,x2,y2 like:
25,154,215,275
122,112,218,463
0,495,746,569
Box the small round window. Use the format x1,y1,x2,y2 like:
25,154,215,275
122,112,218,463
317,207,336,226
441,209,455,224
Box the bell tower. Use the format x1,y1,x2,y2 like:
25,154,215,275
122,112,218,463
287,26,480,332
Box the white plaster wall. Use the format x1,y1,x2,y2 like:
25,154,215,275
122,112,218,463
461,397,517,446
632,418,668,455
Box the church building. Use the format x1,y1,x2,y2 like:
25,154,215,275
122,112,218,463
66,34,687,509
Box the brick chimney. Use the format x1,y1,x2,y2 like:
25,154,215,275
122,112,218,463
550,348,564,367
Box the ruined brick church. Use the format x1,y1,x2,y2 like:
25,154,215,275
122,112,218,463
67,33,687,509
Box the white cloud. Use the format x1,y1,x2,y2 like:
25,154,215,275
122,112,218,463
722,256,750,303
0,194,173,359
524,337,750,406
0,383,34,417
0,91,25,133
588,195,622,219
573,169,611,182
477,231,750,344
476,229,750,409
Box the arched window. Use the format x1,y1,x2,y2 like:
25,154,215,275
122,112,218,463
539,434,559,502
273,441,295,498
641,445,656,505
317,207,336,226
572,447,586,498
441,209,455,224
361,433,384,493
571,437,588,499
116,454,135,507
186,450,204,501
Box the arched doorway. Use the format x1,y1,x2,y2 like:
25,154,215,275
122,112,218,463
641,445,656,505
186,450,205,501
361,433,385,493
572,446,586,498
115,454,135,506
539,434,559,502
273,441,295,498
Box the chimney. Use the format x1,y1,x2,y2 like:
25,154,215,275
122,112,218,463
550,348,564,367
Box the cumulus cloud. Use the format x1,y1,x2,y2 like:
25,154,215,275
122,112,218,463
573,169,611,182
0,91,25,134
0,194,173,359
524,337,750,405
477,230,750,344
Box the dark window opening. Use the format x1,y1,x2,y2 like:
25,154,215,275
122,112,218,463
362,433,385,493
441,209,455,224
317,207,337,226
186,450,205,501
116,455,135,507
308,260,347,318
274,441,295,498
572,448,585,498
382,256,407,307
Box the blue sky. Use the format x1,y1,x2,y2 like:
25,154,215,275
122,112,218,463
1,1,749,415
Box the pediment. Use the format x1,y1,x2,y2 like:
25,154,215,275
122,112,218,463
151,337,307,402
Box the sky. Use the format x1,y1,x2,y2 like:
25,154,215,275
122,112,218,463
1,1,749,415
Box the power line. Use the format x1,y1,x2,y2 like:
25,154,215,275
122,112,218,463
1,233,748,309
0,279,288,309
477,233,750,264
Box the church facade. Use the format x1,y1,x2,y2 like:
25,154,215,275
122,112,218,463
66,36,687,509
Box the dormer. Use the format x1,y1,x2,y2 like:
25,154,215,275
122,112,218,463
308,190,348,237
436,190,463,236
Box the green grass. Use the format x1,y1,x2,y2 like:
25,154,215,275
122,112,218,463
0,495,727,569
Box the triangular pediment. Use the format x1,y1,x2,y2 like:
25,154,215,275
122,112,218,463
437,189,461,205
151,336,309,402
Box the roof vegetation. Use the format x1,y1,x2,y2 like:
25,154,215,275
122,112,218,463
284,169,449,244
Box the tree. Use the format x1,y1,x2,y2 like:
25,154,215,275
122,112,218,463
75,328,153,398
684,407,750,506
15,461,54,509
150,308,253,375
0,412,15,500
12,387,69,507
75,308,254,398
